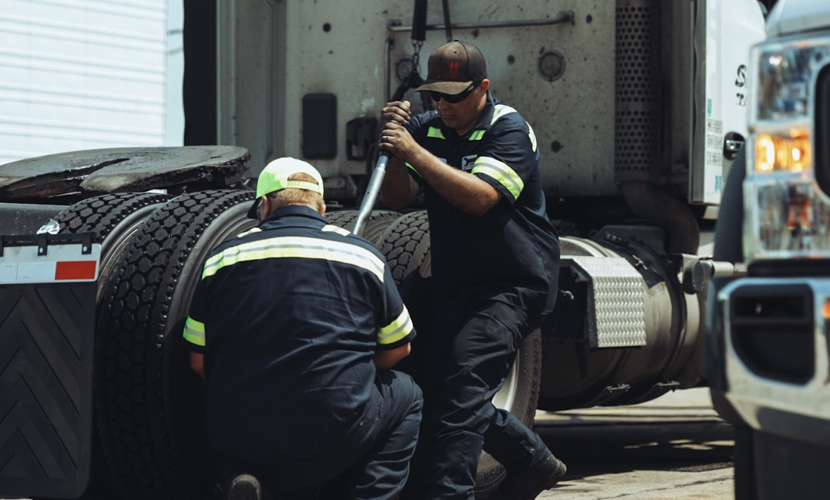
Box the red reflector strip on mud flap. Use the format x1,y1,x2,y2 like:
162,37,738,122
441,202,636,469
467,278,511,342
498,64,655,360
55,261,97,280
0,243,101,284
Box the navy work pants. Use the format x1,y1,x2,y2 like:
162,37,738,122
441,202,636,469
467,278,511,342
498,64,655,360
410,297,552,500
215,369,423,500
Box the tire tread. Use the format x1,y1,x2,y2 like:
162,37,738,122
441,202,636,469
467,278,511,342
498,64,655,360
95,190,254,500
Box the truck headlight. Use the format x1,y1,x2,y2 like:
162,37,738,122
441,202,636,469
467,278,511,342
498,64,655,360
744,34,830,262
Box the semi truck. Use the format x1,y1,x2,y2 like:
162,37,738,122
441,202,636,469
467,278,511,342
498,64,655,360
0,0,769,498
708,0,830,498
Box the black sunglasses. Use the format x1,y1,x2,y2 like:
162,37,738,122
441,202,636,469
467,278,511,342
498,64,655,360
427,83,477,104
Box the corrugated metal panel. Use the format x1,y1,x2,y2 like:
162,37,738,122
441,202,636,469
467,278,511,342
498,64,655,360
0,0,168,165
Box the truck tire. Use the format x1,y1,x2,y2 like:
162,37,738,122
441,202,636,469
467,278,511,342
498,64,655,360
325,209,400,246
94,190,256,500
36,193,171,500
376,210,543,497
56,192,172,300
56,192,170,238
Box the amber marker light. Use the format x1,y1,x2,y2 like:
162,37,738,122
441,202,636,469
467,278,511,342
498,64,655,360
823,298,830,320
756,134,776,172
755,133,811,173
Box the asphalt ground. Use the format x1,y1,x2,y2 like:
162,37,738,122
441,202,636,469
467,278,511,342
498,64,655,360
7,389,731,500
532,388,735,499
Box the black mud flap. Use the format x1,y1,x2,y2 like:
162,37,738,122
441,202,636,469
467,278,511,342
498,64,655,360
0,233,99,499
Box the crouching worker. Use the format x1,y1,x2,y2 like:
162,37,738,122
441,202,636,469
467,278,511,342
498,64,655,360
183,157,422,500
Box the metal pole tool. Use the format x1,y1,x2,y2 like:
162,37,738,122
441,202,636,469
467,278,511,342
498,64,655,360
352,152,389,236
355,0,427,236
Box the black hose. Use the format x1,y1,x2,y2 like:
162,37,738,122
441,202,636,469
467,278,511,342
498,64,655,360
412,0,427,42
441,0,453,41
391,71,432,111
385,37,394,101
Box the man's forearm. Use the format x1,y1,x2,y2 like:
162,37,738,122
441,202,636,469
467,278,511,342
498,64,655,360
190,352,205,379
380,156,417,209
374,343,411,370
408,147,502,216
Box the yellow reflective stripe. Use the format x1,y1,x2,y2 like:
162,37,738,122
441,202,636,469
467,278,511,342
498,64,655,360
322,225,350,237
202,236,385,282
378,306,413,345
405,162,422,178
183,316,205,346
469,130,486,141
427,127,446,139
237,227,262,238
491,104,517,125
471,157,524,199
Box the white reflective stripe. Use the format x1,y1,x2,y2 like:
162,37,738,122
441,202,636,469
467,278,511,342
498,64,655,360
0,264,17,283
378,306,413,344
491,104,517,125
527,122,538,152
322,225,351,237
202,236,385,282
237,227,262,238
0,262,55,283
471,157,524,200
491,104,536,151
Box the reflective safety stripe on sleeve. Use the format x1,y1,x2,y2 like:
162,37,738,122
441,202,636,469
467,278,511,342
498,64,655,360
427,127,446,139
491,104,517,125
405,162,422,177
201,236,386,282
527,122,538,152
378,306,413,345
237,227,262,238
322,225,351,237
469,130,486,141
183,316,206,347
471,157,525,200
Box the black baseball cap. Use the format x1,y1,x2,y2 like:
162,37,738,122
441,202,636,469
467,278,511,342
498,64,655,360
414,40,488,95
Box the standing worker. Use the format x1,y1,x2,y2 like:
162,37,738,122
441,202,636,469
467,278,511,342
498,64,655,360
379,40,565,500
183,157,422,500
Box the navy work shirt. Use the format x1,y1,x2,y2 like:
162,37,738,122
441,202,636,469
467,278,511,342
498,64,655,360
183,205,415,466
406,93,560,313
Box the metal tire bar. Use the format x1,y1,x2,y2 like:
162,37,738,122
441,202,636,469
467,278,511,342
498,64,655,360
353,153,390,236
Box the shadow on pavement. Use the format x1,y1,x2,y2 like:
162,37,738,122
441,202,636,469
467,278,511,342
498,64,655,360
536,420,735,481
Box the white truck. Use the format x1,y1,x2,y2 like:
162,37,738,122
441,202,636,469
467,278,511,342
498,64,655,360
0,0,768,499
708,0,830,498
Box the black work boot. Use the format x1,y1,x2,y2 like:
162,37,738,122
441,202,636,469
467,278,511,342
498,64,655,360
227,474,263,500
496,455,567,500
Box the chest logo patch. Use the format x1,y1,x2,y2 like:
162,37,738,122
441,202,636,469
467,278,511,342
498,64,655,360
461,155,477,171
